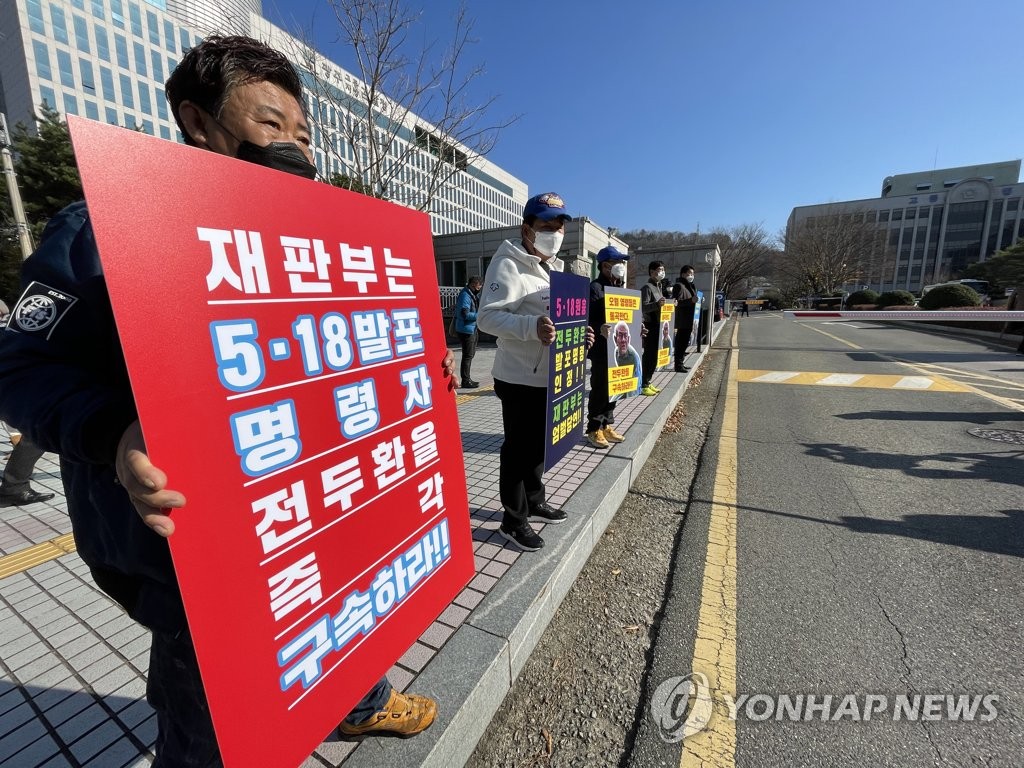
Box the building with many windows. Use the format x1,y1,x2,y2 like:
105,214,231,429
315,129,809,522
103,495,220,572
0,0,527,234
787,160,1024,293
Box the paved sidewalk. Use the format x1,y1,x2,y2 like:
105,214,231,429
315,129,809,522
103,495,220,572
0,325,726,768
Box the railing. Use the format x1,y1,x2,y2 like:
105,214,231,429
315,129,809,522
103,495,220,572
439,286,461,315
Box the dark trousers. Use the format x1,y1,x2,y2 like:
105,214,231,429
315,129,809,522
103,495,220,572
641,316,660,386
148,629,391,767
457,330,478,382
1,438,45,494
586,346,616,433
675,306,696,365
493,379,546,528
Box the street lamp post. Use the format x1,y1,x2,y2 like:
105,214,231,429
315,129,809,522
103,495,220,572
0,112,35,259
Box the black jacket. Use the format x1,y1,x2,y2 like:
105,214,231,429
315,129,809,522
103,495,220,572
0,202,186,632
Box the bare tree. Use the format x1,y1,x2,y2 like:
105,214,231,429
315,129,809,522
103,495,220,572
287,0,517,214
780,207,894,296
704,223,777,298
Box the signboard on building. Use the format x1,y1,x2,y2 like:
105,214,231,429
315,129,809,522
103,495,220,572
68,118,473,767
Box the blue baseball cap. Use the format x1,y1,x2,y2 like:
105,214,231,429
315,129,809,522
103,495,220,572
523,192,571,222
597,245,628,263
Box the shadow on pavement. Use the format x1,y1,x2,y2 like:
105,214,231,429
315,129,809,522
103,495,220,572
739,504,1024,559
0,681,153,765
458,432,503,454
802,442,1023,487
834,410,1024,426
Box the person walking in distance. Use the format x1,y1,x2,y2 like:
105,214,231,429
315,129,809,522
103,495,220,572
455,275,483,387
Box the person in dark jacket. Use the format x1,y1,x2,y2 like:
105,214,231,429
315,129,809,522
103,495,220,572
455,275,483,387
585,246,629,449
0,35,455,765
672,265,697,372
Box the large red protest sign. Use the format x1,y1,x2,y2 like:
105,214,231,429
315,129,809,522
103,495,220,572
67,117,473,767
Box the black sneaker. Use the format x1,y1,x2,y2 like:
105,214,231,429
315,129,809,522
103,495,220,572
528,502,567,525
498,523,544,551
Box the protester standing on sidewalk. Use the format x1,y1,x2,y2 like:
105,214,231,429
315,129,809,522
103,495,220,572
456,275,483,387
477,192,573,551
640,260,667,396
672,264,697,372
585,246,630,449
0,36,453,764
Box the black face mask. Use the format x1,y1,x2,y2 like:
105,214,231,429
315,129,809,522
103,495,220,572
236,140,317,180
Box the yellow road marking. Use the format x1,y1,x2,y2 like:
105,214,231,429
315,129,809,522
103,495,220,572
0,533,76,579
737,370,972,392
682,321,739,767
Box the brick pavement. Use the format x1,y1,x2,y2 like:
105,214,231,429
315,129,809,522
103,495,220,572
0,339,707,768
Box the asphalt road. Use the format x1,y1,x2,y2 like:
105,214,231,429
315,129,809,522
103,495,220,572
469,313,1022,768
632,312,1023,768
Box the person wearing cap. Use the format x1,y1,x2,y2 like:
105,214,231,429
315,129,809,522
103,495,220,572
639,260,668,396
585,245,630,449
477,192,572,551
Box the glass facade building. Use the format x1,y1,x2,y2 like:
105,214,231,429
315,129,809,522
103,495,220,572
0,0,526,234
787,162,1024,293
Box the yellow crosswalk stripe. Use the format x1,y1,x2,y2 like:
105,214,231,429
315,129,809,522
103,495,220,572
737,370,972,392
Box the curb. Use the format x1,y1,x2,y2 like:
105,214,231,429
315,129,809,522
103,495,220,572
340,321,731,768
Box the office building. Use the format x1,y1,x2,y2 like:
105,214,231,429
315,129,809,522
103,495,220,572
0,0,527,234
787,160,1024,293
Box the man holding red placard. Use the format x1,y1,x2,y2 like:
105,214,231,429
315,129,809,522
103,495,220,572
0,36,455,766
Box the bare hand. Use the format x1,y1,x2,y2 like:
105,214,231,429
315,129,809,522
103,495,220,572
658,297,666,306
442,349,458,391
641,323,649,339
585,325,595,350
537,316,556,346
115,421,186,538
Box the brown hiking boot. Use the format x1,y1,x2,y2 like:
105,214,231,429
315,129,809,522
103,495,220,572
337,689,438,739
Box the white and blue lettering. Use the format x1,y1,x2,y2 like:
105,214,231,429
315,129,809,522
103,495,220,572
230,400,301,476
333,379,379,438
391,308,424,356
200,227,269,294
352,311,393,364
210,319,266,392
278,616,332,691
399,365,432,413
280,236,332,294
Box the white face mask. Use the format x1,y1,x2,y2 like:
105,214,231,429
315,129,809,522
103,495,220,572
611,263,627,280
655,270,666,280
532,229,564,258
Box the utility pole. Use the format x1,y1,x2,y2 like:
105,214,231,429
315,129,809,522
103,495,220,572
0,112,34,259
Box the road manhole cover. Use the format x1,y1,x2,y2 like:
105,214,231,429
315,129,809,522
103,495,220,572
967,428,1024,446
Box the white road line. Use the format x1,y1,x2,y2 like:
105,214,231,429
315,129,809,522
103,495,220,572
752,371,800,383
815,373,864,386
893,376,934,390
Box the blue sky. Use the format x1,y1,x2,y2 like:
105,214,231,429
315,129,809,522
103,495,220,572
264,0,1024,238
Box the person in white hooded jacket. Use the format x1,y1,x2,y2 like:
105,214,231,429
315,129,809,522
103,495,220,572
477,192,572,552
